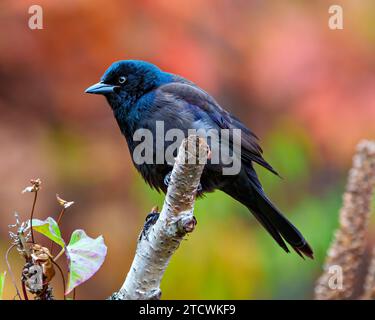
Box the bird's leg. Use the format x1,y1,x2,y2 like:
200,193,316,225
139,206,160,241
164,171,202,193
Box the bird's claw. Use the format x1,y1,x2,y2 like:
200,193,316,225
196,183,202,193
164,172,172,187
140,207,160,241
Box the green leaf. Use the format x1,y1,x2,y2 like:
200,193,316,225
0,271,5,300
65,230,107,295
31,217,65,248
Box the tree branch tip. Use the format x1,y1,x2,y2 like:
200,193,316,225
178,135,209,165
178,216,197,234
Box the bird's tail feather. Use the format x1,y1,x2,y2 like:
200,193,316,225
246,181,314,259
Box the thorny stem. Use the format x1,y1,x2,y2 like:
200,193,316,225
29,191,38,243
5,244,22,300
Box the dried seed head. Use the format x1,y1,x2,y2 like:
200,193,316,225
56,194,74,209
22,178,41,193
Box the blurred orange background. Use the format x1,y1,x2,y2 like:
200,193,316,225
0,0,374,299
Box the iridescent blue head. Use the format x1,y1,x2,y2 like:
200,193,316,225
85,60,171,110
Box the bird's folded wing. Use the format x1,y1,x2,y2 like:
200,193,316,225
156,82,279,176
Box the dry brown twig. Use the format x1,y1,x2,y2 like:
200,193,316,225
315,140,375,300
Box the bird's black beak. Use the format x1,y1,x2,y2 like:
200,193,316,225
85,82,119,95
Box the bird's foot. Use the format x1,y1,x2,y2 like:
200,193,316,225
163,172,172,187
139,207,160,241
164,172,202,193
196,183,202,193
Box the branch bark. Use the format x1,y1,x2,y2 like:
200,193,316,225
110,135,208,300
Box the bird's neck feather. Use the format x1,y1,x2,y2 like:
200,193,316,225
113,91,156,140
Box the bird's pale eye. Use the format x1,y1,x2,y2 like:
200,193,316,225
118,76,127,84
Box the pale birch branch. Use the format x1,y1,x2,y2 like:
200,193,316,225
110,135,208,300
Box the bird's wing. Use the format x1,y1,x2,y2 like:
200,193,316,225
156,82,279,176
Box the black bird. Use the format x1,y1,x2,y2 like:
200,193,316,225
85,60,313,259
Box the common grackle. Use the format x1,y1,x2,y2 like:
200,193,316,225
85,60,313,259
